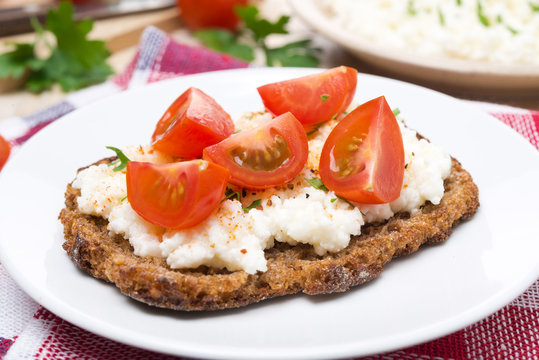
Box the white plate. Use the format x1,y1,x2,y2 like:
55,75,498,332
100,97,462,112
288,0,539,95
1,68,538,360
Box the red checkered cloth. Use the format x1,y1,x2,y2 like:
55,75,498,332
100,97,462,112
0,26,537,360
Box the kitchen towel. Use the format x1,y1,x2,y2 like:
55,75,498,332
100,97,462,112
0,26,537,360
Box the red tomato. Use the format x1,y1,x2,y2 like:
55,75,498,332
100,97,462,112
0,135,11,172
151,87,234,159
126,160,230,229
176,0,248,30
319,96,404,204
257,66,358,128
203,112,308,189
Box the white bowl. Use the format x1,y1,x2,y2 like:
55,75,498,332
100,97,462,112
288,0,539,95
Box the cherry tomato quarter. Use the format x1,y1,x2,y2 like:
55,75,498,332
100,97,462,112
126,160,230,229
151,87,234,159
319,96,404,204
0,135,11,172
176,0,248,30
257,66,358,128
203,112,308,189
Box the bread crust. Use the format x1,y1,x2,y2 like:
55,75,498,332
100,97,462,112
59,158,479,311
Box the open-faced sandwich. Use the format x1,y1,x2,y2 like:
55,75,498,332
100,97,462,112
59,67,479,311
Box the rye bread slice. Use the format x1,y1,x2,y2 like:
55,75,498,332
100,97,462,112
59,157,479,311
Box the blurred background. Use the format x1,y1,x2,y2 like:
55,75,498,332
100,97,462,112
1,0,538,122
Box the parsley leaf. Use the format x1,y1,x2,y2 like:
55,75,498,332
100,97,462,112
0,1,113,92
320,94,330,102
530,2,539,12
0,43,44,79
106,146,131,172
194,29,254,62
392,108,401,117
243,199,261,212
235,6,288,41
305,177,329,192
265,39,320,67
195,5,320,67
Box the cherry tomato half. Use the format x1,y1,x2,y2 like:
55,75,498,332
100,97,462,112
127,160,230,229
319,96,404,204
0,135,11,171
203,112,308,189
151,87,234,159
257,66,358,128
177,0,248,30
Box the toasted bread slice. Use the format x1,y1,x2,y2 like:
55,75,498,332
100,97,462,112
59,157,478,311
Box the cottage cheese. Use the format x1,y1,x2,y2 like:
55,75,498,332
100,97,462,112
72,111,450,274
318,0,539,65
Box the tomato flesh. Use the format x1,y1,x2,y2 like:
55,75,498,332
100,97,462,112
151,87,234,159
203,112,308,189
176,0,248,30
257,66,358,128
319,96,404,204
0,135,11,172
127,160,230,229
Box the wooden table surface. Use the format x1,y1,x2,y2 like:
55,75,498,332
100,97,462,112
1,0,538,123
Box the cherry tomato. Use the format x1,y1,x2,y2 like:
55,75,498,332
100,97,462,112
151,87,235,159
203,112,308,189
319,96,404,204
126,160,230,229
0,135,11,172
257,66,358,129
176,0,248,30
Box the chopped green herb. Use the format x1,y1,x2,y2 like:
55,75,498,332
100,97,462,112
392,108,401,117
456,0,462,5
195,5,320,67
331,113,338,120
223,187,241,202
330,198,337,203
407,0,417,15
233,129,242,134
305,177,329,192
320,94,330,102
306,122,325,137
496,14,503,23
438,8,445,26
530,2,539,12
506,26,519,35
243,199,262,212
337,196,355,207
121,196,128,202
106,146,131,172
477,1,490,27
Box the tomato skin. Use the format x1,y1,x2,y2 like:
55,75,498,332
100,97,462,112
151,87,234,159
257,66,358,128
126,160,230,229
319,96,404,204
176,0,248,30
0,135,11,172
203,112,308,189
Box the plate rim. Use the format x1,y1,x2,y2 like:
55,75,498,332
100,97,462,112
0,67,538,359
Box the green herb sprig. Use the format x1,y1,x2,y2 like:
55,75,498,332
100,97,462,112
0,1,113,93
106,146,131,172
195,5,320,67
243,199,262,212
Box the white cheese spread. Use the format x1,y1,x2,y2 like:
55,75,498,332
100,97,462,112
72,111,451,274
318,0,539,66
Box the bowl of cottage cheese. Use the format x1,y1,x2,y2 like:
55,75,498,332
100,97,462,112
289,0,539,93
